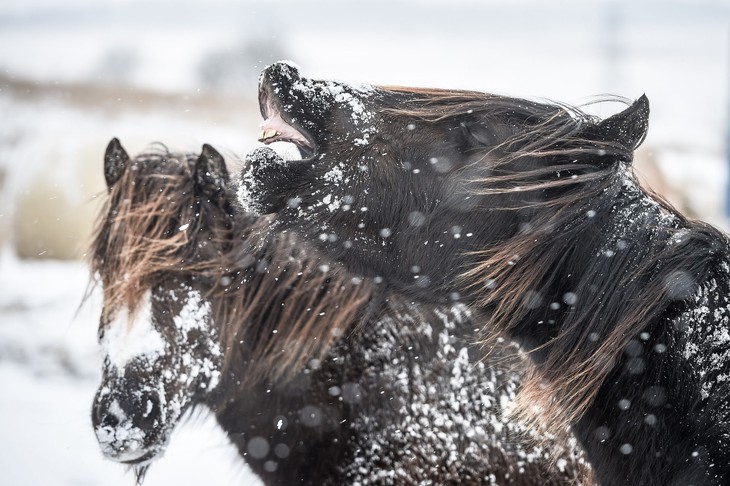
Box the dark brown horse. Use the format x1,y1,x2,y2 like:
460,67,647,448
90,139,590,484
242,62,730,485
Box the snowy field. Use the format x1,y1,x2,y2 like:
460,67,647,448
0,0,729,484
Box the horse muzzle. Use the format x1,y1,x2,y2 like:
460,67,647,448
92,389,167,464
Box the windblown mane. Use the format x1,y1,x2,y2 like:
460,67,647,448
385,90,727,433
90,144,375,384
212,218,376,383
381,87,636,164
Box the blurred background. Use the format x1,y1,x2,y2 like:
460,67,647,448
0,0,728,484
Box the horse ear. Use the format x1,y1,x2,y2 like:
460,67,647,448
592,95,650,151
195,144,229,197
104,138,129,189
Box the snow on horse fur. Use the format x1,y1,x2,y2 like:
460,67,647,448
242,62,730,485
89,139,591,485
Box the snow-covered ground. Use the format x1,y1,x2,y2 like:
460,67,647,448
0,0,729,484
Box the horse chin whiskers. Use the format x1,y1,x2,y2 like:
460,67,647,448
176,402,207,428
132,464,150,485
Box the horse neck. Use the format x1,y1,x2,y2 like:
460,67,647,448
510,173,682,356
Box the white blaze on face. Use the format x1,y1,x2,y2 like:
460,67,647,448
172,289,222,391
102,290,167,369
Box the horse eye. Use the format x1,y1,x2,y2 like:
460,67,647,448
162,225,176,237
460,121,497,146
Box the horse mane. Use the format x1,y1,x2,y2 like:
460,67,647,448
211,216,376,384
382,89,727,433
380,86,637,163
90,145,375,385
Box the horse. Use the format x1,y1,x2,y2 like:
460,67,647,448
89,138,591,484
241,61,730,485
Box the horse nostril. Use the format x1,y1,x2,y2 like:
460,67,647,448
93,400,121,429
92,402,102,428
138,392,162,428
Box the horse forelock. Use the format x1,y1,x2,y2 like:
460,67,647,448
90,149,207,324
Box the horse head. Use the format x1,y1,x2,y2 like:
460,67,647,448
91,139,232,469
241,62,651,302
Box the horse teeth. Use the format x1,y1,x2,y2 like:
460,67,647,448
259,129,278,142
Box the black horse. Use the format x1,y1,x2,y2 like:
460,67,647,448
90,139,590,484
242,62,730,485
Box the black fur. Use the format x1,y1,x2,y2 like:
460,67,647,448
242,63,730,485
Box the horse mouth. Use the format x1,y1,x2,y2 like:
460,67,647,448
120,450,157,466
95,420,168,466
257,85,317,160
98,435,162,466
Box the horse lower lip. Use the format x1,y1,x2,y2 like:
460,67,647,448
104,441,159,463
96,426,158,463
120,450,156,465
103,446,152,463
